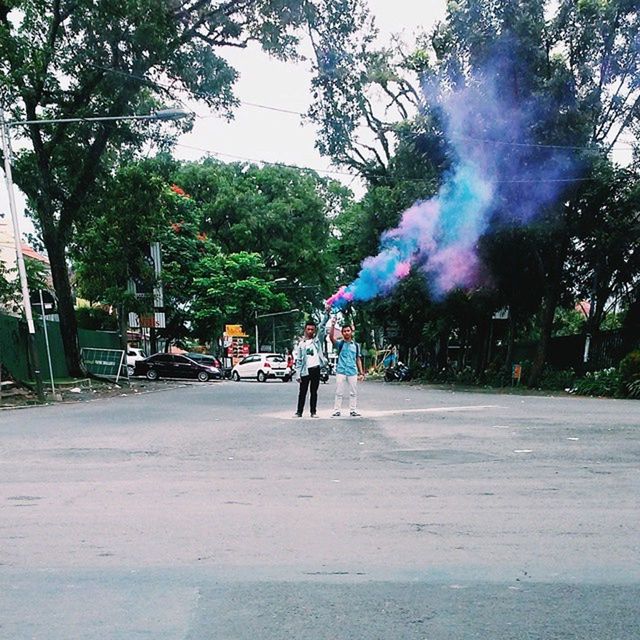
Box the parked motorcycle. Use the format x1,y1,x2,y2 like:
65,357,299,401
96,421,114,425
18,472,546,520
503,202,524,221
384,362,411,382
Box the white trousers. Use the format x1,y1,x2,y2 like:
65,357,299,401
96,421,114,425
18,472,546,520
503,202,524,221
334,373,358,411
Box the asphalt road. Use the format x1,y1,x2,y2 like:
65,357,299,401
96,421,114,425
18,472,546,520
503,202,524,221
0,379,638,638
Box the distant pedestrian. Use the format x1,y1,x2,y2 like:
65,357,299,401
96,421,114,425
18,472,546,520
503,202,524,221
294,316,328,418
328,315,364,417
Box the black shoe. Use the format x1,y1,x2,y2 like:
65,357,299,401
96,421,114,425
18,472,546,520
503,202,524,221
310,413,318,418
294,412,302,417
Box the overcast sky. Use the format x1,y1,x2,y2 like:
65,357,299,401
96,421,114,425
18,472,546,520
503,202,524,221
3,1,447,241
174,0,447,186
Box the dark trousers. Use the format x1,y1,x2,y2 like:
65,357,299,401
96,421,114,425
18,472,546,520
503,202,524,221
296,366,321,415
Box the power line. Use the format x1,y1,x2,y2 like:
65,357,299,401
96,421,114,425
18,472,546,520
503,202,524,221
451,133,636,152
173,142,596,184
196,101,304,117
91,64,638,152
173,142,354,177
89,64,306,118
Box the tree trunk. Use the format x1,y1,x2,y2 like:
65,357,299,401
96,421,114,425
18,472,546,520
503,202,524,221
622,285,640,353
529,295,556,387
436,328,448,370
45,237,84,377
527,203,574,387
529,247,567,387
474,314,491,375
504,309,515,370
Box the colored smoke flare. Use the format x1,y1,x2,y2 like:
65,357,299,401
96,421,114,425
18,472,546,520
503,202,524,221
326,161,494,310
326,44,579,311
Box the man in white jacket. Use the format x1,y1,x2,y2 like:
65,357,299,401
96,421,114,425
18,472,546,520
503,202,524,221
294,315,328,417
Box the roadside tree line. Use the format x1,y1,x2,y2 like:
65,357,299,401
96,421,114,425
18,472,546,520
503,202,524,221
1,0,639,393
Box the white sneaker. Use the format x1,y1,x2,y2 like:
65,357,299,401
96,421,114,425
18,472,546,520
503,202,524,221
331,411,341,417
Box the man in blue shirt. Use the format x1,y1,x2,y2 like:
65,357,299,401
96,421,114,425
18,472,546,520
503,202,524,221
328,315,365,417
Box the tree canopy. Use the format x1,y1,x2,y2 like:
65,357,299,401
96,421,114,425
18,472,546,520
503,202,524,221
0,0,369,374
309,0,640,382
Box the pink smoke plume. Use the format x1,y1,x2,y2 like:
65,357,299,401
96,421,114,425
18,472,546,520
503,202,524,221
326,163,494,310
324,50,580,312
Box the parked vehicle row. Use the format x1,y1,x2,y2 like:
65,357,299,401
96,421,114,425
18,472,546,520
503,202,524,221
130,350,316,383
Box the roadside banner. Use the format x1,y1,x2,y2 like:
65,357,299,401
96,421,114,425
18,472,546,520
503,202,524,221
81,348,126,382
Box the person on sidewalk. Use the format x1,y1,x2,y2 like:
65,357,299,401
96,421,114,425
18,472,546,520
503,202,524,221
328,315,364,417
294,316,328,417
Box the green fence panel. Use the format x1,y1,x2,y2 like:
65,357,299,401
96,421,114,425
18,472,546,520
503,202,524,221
1,313,122,383
0,313,30,381
34,317,69,379
78,328,121,351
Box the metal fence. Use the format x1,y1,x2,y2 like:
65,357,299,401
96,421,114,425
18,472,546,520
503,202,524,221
513,328,639,372
0,312,121,383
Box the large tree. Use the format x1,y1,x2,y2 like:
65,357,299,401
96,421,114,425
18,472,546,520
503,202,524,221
433,0,640,384
72,155,349,349
174,158,350,308
0,0,369,375
309,0,640,383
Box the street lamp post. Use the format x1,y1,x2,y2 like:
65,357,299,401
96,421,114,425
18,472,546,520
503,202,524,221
0,106,190,401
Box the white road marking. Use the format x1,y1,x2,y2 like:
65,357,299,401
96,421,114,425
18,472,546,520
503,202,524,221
265,405,502,420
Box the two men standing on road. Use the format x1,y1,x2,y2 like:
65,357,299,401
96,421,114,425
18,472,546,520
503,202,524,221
293,311,364,418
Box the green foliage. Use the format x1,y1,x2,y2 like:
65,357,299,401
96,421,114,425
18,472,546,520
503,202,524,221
572,368,623,397
175,159,345,308
627,378,640,399
75,307,117,331
0,257,50,314
600,313,623,331
71,155,347,345
24,258,49,293
0,0,367,373
553,307,587,337
618,351,640,388
72,161,173,306
191,252,288,346
537,367,576,391
481,363,512,387
310,0,640,385
0,260,18,310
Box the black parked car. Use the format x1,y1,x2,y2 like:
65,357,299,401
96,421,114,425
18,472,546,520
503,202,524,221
185,353,223,379
134,353,220,382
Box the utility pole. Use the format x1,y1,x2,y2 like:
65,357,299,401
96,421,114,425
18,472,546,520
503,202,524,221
0,107,45,402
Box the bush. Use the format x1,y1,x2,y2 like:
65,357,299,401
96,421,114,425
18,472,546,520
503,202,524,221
538,367,576,391
572,368,622,397
618,351,640,386
453,365,478,385
481,365,511,387
627,378,640,398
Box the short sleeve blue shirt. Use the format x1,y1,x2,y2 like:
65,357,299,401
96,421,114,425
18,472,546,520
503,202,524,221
335,340,359,376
